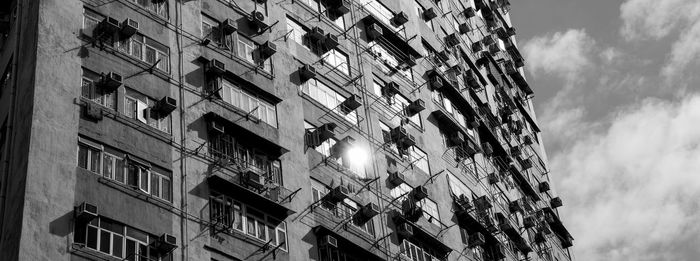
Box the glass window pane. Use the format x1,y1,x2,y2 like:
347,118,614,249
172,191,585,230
90,149,101,173
100,230,112,253
151,174,160,198
87,226,98,249
113,234,124,258
139,170,149,193
78,145,88,169
162,178,171,201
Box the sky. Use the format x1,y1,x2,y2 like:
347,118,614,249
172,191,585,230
509,0,700,260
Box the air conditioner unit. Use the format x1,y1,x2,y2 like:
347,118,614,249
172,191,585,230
405,99,425,116
248,11,268,30
309,27,326,41
388,172,406,186
327,186,349,202
496,27,509,39
98,72,123,91
507,26,516,36
153,96,177,116
319,235,338,248
360,203,380,219
482,35,495,45
390,126,408,142
487,173,499,185
299,64,317,82
220,19,238,35
85,102,103,121
468,117,480,129
523,216,536,229
208,120,225,135
397,223,413,237
550,197,563,208
459,23,470,34
472,41,483,53
520,158,533,170
481,142,493,155
382,81,400,98
411,186,428,200
98,17,120,35
243,168,266,190
429,74,443,89
392,11,409,26
258,41,276,59
423,7,438,21
312,123,337,145
326,0,350,16
120,18,139,38
523,135,533,145
510,146,521,157
205,59,226,76
534,231,546,243
404,54,417,67
474,195,492,210
323,33,340,50
455,194,471,210
366,23,383,40
153,233,177,253
449,132,465,145
539,223,552,235
400,134,416,148
464,7,476,18
488,44,500,54
340,95,362,113
483,216,498,233
539,181,550,193
509,200,522,213
445,33,459,47
467,232,485,248
75,202,98,222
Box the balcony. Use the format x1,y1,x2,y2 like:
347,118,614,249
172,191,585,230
392,210,452,259
312,208,386,261
204,112,288,157
360,14,422,59
543,207,574,248
504,60,533,96
207,166,295,218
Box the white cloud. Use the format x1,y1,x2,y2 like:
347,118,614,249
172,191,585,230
620,0,693,40
522,29,594,84
551,94,700,260
620,0,700,80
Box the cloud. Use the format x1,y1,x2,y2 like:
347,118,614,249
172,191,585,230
522,29,594,84
620,0,700,80
619,0,693,40
551,94,700,260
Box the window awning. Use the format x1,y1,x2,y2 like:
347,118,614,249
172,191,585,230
393,212,452,258
208,174,295,218
312,225,386,261
204,111,289,158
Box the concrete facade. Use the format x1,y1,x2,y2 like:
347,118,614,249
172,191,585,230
0,0,573,261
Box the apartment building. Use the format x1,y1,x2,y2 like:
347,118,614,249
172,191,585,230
0,0,573,260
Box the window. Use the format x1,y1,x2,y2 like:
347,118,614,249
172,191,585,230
115,35,170,73
285,17,308,46
124,88,172,134
77,217,173,261
82,8,102,36
236,34,272,72
131,0,168,18
81,69,116,110
368,42,413,80
201,14,232,50
304,122,365,178
379,121,399,155
322,49,350,75
372,80,422,128
210,193,288,251
311,181,375,237
417,198,440,226
401,239,440,261
410,146,430,174
359,0,403,36
300,79,358,125
77,138,172,202
299,0,345,29
416,1,434,30
78,141,102,173
209,131,283,185
220,79,277,127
